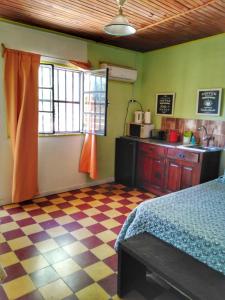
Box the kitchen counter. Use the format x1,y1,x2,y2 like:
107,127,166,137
121,136,223,153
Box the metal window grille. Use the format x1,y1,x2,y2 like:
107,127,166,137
38,64,108,136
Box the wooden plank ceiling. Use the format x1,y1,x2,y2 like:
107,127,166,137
0,0,225,52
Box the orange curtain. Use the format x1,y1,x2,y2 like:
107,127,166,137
4,48,40,203
79,134,97,179
69,60,98,180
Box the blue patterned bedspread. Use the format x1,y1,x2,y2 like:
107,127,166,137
116,179,225,275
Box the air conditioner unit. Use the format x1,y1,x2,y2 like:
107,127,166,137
100,62,137,83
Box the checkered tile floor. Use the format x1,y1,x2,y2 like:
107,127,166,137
0,183,155,300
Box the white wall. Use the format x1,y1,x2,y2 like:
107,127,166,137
0,21,111,205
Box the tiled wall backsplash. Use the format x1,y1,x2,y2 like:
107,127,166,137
161,117,225,148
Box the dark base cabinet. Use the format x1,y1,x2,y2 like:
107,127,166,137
136,143,166,195
115,137,221,196
115,137,137,186
137,142,221,196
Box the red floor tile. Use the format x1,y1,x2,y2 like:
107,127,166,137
15,245,40,261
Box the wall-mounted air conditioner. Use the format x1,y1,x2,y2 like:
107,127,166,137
100,62,137,83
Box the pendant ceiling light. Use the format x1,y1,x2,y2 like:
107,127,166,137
104,0,136,36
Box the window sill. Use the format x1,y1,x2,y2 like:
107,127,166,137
38,133,84,138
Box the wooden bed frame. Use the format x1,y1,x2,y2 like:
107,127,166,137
118,233,225,300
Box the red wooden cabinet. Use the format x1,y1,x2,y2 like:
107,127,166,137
164,159,200,193
136,142,218,196
164,148,201,193
136,143,166,195
116,138,221,196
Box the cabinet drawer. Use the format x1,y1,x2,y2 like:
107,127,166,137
139,143,166,158
167,148,199,163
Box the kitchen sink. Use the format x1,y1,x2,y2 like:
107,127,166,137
177,145,222,152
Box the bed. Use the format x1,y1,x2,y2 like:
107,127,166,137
116,177,225,276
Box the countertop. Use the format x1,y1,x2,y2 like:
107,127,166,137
120,136,223,153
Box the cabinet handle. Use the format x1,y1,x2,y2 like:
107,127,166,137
178,153,185,159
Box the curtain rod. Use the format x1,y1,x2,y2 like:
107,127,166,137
1,43,87,63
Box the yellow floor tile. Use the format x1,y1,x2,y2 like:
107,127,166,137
63,206,79,215
76,283,109,300
78,217,97,227
3,203,19,209
84,208,100,216
103,210,122,218
33,197,48,203
101,219,120,229
0,221,19,233
35,239,58,253
8,236,32,251
74,193,88,199
112,295,122,300
70,199,86,206
71,228,93,240
107,202,123,209
128,190,142,196
12,211,30,221
22,223,43,235
0,232,5,243
92,194,106,200
53,258,81,277
127,203,137,210
127,196,141,203
109,195,124,201
96,230,117,243
50,197,66,204
3,275,35,299
0,210,9,217
21,255,49,273
23,203,40,211
91,244,115,260
84,261,113,281
42,205,59,213
46,226,67,238
0,252,19,267
58,192,72,197
113,189,124,195
39,279,72,299
88,200,103,207
63,241,87,256
55,215,74,225
33,214,52,223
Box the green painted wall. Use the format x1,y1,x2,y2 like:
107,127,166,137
141,33,225,173
88,42,143,179
141,33,225,128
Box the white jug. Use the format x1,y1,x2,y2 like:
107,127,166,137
134,111,143,124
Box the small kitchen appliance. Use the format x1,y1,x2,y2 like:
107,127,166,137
134,111,144,124
128,123,154,138
169,130,180,143
150,129,166,140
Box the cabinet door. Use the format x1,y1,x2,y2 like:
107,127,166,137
165,159,181,193
136,150,151,187
149,158,165,191
180,166,193,189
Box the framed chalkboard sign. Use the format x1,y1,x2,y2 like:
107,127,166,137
196,88,222,116
156,93,175,116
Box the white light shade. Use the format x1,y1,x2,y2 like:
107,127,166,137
104,13,136,36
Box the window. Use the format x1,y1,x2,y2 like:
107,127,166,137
38,64,108,136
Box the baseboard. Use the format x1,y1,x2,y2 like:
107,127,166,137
0,177,115,206
37,177,115,198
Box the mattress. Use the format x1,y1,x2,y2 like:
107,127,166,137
115,178,225,275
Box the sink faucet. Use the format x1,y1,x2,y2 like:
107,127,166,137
198,126,215,147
